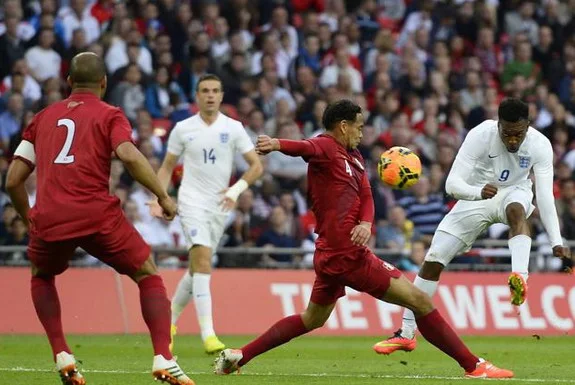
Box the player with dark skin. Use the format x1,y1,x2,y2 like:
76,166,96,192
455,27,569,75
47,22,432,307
214,100,513,379
7,53,177,293
420,118,571,285
377,98,572,357
6,52,194,385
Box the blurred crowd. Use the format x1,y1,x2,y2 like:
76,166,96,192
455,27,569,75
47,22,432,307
1,0,575,272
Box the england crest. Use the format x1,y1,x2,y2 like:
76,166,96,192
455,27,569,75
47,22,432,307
518,156,530,168
220,133,229,143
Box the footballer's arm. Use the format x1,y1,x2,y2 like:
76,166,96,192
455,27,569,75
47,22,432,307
256,135,316,158
6,158,34,223
224,150,262,204
115,141,171,202
157,152,180,191
6,141,36,222
445,161,484,201
445,127,487,201
351,173,374,246
533,141,566,256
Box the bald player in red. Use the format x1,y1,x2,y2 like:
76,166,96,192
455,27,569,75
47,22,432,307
214,99,513,379
6,52,194,385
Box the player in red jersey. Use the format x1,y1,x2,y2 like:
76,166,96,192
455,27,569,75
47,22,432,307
214,99,513,379
5,53,194,385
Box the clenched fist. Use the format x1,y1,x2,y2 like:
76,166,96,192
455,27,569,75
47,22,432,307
256,135,280,155
481,184,498,199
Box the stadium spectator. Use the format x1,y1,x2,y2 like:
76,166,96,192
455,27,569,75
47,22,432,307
0,0,574,274
256,206,301,267
0,93,24,149
0,16,27,80
397,239,427,273
376,205,421,251
398,175,448,244
25,28,62,83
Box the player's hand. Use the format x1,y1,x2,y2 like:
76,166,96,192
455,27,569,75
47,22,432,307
219,188,236,212
350,221,372,246
256,135,280,155
157,196,177,221
481,184,498,199
146,200,164,218
552,245,573,273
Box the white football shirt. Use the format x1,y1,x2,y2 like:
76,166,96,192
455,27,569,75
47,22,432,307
445,119,562,246
167,112,254,213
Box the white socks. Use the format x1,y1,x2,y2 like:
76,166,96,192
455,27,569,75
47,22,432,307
193,273,215,341
509,234,531,282
401,276,439,339
171,271,194,325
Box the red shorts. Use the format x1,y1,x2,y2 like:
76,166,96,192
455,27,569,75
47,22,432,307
28,217,150,276
310,247,402,305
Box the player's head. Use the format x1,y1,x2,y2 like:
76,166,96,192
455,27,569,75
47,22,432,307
195,74,223,115
322,99,364,149
67,52,107,97
498,98,529,153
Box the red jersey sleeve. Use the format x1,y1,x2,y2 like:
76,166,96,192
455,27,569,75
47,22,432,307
107,108,134,150
21,113,38,144
278,139,317,159
358,172,375,223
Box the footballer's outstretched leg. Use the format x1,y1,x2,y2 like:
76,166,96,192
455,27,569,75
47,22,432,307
214,349,244,375
382,275,514,378
214,302,334,374
375,232,467,354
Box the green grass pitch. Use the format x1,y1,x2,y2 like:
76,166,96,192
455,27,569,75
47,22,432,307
0,334,573,384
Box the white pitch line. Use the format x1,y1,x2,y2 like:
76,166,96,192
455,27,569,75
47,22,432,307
1,367,574,383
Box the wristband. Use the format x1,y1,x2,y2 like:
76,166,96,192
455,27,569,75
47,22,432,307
225,179,249,201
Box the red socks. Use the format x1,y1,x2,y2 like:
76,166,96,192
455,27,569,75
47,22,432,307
416,309,478,372
138,275,172,360
32,274,173,361
31,276,71,361
239,314,308,366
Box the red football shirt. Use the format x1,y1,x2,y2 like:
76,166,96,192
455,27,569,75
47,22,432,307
21,92,134,241
285,134,374,252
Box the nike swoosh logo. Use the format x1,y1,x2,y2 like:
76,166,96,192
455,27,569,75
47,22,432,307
488,155,498,158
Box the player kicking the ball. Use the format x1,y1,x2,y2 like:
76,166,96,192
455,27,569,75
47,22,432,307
6,53,194,384
374,98,571,355
214,99,513,378
148,74,263,354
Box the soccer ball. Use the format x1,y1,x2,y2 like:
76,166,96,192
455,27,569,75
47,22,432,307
378,146,422,189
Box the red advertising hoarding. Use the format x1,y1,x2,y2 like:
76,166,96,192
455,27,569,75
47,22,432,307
1,268,573,335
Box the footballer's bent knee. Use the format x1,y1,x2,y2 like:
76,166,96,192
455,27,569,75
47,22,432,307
411,289,434,317
505,203,527,224
418,261,444,281
301,311,327,330
190,245,213,273
131,255,158,282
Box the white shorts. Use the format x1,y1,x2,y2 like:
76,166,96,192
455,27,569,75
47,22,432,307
179,208,228,251
429,185,535,265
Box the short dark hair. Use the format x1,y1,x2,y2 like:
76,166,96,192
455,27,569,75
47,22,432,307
322,99,362,131
498,98,529,123
195,74,222,92
69,52,106,87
